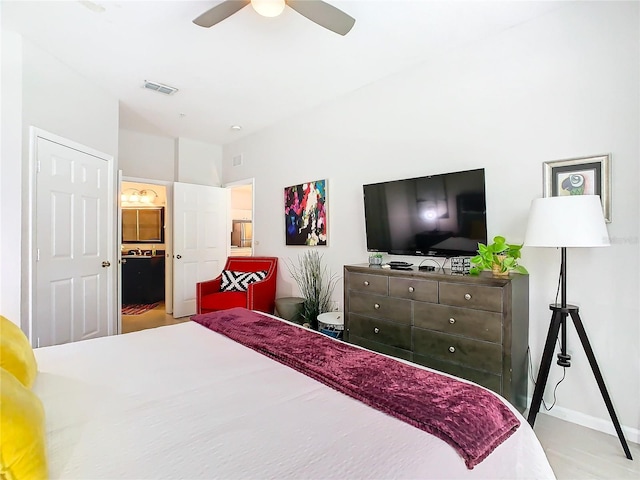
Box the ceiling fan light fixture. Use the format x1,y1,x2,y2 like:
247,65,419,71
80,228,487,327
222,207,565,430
193,0,355,35
251,0,286,18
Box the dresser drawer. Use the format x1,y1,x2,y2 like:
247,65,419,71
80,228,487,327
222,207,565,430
349,314,411,351
348,272,388,295
413,302,502,343
349,335,412,362
348,291,411,324
439,282,503,312
389,277,438,302
412,328,502,374
412,353,502,394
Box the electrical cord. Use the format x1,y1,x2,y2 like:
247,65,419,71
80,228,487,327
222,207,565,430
527,344,566,412
526,256,569,413
543,366,566,411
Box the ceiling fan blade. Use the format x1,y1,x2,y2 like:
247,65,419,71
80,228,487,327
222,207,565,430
193,0,250,28
287,0,355,36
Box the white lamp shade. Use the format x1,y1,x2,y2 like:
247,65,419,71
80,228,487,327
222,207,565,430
251,0,286,17
524,195,610,247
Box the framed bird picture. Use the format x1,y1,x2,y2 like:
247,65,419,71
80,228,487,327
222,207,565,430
543,154,611,222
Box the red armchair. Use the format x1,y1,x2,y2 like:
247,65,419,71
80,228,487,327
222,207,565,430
196,257,278,315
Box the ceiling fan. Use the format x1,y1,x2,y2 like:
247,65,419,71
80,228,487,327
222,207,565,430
193,0,356,36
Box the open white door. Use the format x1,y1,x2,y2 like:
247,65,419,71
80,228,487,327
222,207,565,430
173,182,228,318
32,130,114,347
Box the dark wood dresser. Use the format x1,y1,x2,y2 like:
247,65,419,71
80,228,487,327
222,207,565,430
343,264,529,410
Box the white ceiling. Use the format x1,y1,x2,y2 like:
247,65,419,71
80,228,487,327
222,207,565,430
2,0,563,146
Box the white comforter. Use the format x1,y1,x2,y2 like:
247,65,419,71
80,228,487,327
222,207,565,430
33,320,555,479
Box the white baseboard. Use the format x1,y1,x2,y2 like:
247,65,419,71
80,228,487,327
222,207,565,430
528,399,640,445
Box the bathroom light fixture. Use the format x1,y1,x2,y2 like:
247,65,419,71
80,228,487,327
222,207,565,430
140,189,158,204
121,188,138,203
121,188,159,204
251,0,285,17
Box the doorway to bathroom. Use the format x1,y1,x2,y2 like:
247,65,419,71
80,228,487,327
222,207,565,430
120,180,174,333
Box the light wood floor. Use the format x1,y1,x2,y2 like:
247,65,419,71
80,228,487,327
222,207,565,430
532,412,638,479
121,306,638,479
121,302,189,334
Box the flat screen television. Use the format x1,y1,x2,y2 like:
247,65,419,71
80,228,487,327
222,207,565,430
363,168,487,257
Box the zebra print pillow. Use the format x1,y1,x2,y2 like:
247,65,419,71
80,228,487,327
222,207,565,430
220,270,268,292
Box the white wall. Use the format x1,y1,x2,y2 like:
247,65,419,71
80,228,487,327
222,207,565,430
0,29,23,325
0,32,120,331
20,39,120,338
119,129,175,181
176,137,222,186
118,130,222,186
21,43,119,156
222,2,639,439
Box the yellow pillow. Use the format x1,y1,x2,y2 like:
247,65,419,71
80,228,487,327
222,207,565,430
0,367,48,480
0,316,37,388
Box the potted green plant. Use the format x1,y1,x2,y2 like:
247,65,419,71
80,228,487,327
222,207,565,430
469,235,528,276
368,252,383,265
287,251,339,329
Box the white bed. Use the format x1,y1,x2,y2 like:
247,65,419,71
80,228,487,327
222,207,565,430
33,316,555,479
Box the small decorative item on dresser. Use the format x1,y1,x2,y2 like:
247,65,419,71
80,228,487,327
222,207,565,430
368,253,383,265
469,236,528,276
450,257,471,274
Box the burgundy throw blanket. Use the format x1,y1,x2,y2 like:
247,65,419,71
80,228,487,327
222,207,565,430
192,307,520,469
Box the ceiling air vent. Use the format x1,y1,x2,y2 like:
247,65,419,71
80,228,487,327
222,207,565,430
143,80,178,95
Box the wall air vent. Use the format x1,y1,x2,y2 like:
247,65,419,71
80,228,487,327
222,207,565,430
143,80,178,95
232,154,243,167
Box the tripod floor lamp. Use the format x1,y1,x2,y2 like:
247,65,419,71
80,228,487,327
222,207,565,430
524,194,632,460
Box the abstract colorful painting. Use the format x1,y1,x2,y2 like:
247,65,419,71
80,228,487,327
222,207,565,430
284,179,327,246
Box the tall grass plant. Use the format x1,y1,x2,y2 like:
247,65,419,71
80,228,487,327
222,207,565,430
287,251,338,329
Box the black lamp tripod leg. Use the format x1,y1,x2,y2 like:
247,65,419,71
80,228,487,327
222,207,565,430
569,311,633,460
527,310,564,427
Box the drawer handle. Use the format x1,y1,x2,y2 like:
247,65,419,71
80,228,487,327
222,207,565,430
449,346,456,353
449,317,456,324
364,281,370,286
464,293,472,300
374,327,380,334
408,286,414,293
374,303,380,309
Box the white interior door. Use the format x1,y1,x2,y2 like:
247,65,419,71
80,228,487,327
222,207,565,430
173,182,228,318
33,131,114,347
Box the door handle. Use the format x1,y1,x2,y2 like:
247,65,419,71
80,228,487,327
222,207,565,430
176,254,182,259
101,261,111,268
